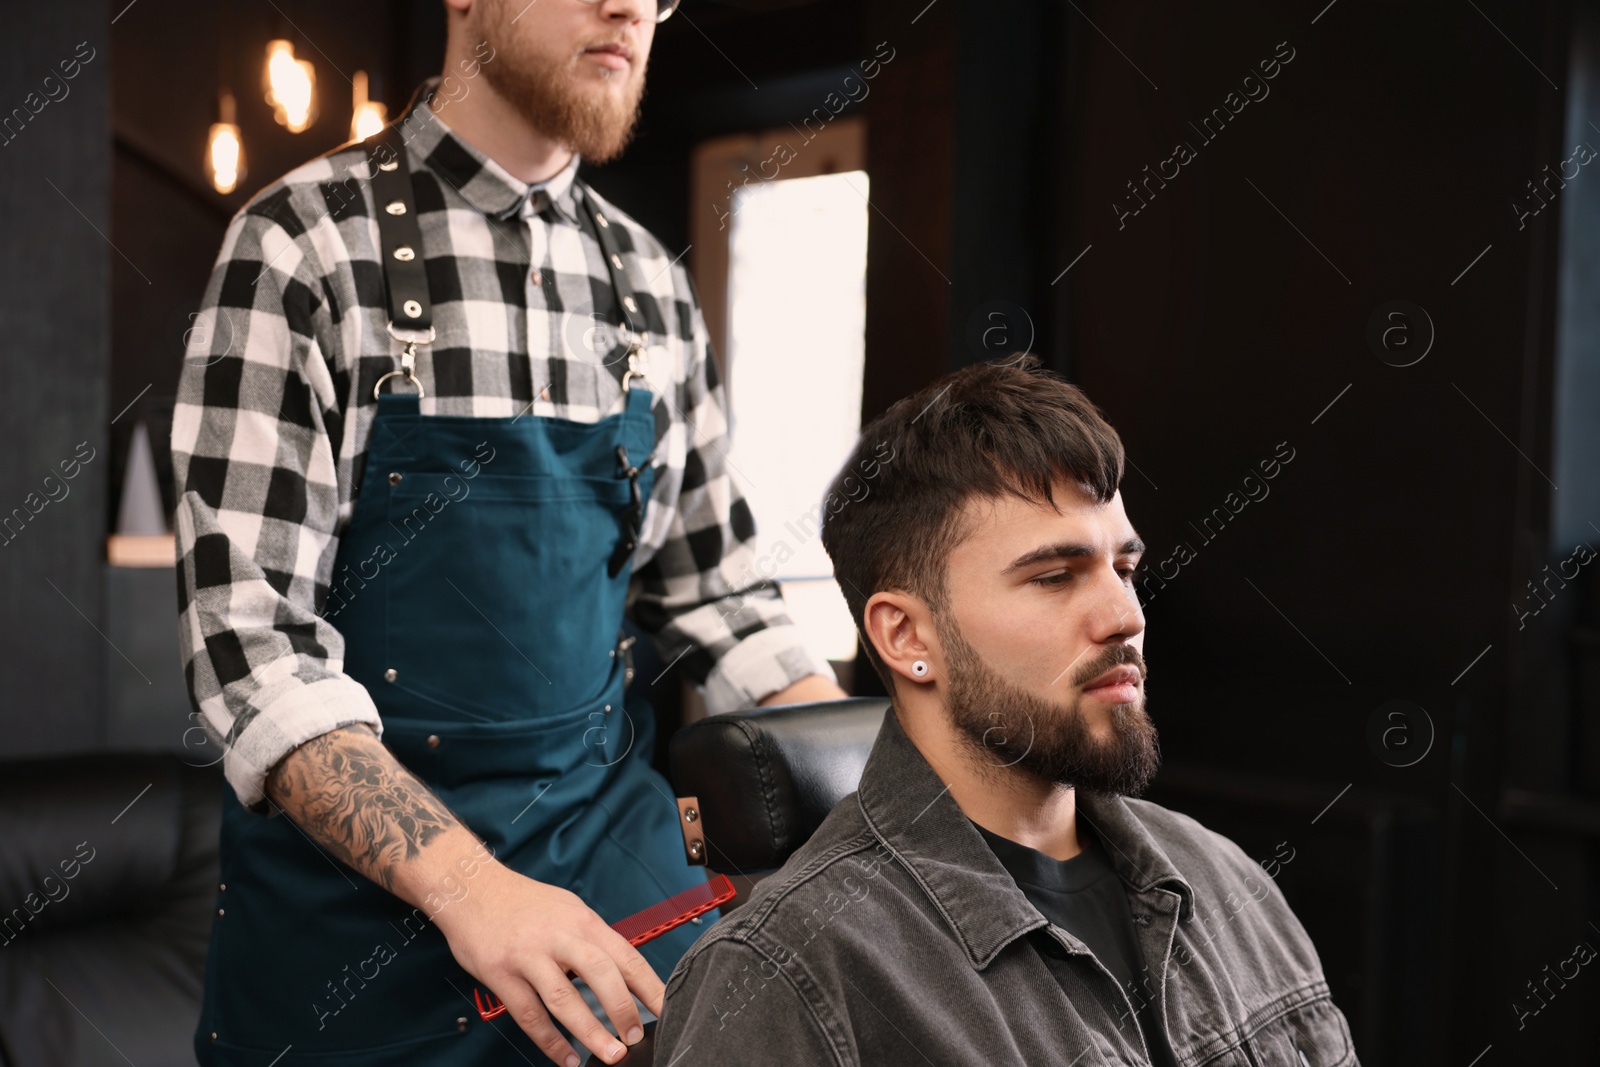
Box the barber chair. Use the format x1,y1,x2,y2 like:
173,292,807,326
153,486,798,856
617,696,892,1065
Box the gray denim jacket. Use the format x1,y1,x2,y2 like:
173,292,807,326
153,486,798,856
654,710,1360,1066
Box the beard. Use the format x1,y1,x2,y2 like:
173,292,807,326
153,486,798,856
476,1,648,164
939,613,1160,797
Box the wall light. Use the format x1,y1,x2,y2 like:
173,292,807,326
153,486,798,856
205,89,244,195
350,70,387,142
263,39,316,133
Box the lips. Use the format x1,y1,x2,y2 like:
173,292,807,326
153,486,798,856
1083,665,1142,690
583,42,633,64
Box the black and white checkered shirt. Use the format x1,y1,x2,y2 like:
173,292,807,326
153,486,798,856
172,76,832,810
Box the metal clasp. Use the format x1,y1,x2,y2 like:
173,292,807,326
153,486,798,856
374,322,436,399
620,341,648,393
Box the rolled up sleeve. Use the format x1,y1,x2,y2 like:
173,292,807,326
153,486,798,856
171,208,381,813
628,270,835,713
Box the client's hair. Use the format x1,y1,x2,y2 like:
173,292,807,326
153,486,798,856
819,355,1125,691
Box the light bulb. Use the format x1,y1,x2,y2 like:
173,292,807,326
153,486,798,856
207,123,243,194
264,39,316,133
206,89,245,195
350,70,387,141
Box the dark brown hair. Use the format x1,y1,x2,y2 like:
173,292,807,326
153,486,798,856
820,355,1126,689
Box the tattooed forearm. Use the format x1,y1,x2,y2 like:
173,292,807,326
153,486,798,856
266,724,460,892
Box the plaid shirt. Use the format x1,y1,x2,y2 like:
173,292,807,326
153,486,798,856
172,76,833,811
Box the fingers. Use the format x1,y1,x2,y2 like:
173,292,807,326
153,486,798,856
493,976,584,1067
528,958,632,1065
597,929,667,1019
569,944,649,1048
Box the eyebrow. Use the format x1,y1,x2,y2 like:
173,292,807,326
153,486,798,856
1003,537,1146,574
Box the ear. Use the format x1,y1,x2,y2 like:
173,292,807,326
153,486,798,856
863,590,939,684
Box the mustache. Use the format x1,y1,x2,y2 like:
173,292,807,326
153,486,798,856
1072,644,1146,688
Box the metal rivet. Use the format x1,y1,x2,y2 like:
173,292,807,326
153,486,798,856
595,213,609,228
622,296,637,313
684,807,699,823
218,883,226,892
378,160,399,172
604,704,612,714
610,253,623,270
389,472,402,485
393,246,415,262
689,840,704,859
531,269,543,285
210,1032,219,1043
384,668,398,682
217,908,225,917
456,1016,469,1031
403,299,422,319
427,734,441,749
385,199,407,216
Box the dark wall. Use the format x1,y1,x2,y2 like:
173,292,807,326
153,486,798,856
1049,1,1597,1062
1,5,111,755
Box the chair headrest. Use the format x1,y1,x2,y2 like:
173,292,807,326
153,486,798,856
668,697,891,873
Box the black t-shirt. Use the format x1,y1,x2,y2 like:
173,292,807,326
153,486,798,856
970,819,1180,1067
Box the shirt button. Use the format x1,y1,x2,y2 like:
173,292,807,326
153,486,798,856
530,269,543,286
427,734,441,749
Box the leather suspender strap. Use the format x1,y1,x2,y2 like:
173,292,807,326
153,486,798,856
368,123,433,334
573,179,649,343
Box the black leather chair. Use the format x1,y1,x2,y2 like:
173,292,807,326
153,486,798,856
616,697,893,1064
0,754,222,1067
669,697,891,874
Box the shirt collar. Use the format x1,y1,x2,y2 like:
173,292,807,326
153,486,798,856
855,708,1195,970
392,75,584,226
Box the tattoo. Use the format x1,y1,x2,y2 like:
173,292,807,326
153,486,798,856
267,725,459,891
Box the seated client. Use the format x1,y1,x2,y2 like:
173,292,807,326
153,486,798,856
653,356,1359,1066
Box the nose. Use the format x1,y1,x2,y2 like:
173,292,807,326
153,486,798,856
1089,565,1145,644
595,0,651,23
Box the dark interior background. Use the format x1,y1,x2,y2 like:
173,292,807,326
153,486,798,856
3,0,1599,1063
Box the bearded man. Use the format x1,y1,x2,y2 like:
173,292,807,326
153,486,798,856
174,2,844,1065
653,357,1361,1066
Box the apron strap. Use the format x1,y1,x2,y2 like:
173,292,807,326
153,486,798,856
368,122,433,335
572,179,649,340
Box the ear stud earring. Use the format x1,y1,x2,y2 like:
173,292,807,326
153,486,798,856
911,659,929,678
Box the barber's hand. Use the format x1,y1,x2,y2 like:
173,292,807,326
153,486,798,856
435,861,664,1067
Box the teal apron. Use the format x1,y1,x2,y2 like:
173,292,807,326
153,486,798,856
195,117,716,1066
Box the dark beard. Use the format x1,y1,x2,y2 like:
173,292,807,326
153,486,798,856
478,4,648,164
940,614,1160,796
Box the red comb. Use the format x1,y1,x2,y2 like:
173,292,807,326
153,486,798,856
611,873,736,946
473,874,736,1021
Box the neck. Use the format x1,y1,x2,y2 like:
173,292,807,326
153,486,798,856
895,698,1084,861
427,62,574,185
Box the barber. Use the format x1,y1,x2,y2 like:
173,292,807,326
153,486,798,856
171,2,844,1065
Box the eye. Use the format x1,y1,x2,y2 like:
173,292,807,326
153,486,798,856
1030,571,1071,588
1119,563,1145,583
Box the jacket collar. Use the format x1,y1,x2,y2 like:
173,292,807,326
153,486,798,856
390,75,583,226
855,708,1195,970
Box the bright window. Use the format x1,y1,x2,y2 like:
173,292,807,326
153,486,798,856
724,170,870,662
